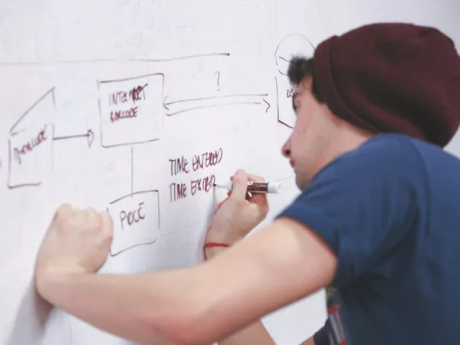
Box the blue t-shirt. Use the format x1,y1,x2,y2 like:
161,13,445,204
278,133,460,345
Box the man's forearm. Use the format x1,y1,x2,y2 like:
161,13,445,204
217,321,318,345
36,219,336,345
37,268,204,345
207,248,276,345
218,320,276,345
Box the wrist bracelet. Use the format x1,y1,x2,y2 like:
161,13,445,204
203,242,230,260
204,242,230,248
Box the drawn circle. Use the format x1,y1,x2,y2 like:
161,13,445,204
275,34,315,75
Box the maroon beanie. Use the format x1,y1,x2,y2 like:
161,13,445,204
313,23,460,147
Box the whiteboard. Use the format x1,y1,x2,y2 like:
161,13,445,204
1,0,459,344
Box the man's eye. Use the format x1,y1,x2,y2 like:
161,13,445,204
292,99,298,112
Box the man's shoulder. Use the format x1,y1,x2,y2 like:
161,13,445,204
319,134,425,180
355,133,460,174
350,133,421,160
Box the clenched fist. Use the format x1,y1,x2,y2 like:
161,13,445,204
35,204,113,294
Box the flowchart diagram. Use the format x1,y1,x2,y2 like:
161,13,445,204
96,72,165,256
3,34,314,256
7,88,94,190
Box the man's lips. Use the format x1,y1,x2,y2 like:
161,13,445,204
289,159,295,168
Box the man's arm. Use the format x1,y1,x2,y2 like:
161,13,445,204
217,321,276,345
36,216,337,345
205,251,320,345
204,248,276,345
301,337,316,345
203,172,323,345
218,322,316,345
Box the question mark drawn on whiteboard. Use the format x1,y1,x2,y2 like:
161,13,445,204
214,71,221,91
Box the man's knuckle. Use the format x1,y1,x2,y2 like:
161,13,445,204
69,217,83,229
234,199,245,207
57,204,71,218
59,203,72,211
233,176,243,183
106,229,114,241
253,175,264,181
94,214,103,227
89,222,99,232
85,207,94,215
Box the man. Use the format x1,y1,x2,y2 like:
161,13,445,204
35,22,460,345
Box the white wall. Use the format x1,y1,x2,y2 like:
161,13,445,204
1,1,459,344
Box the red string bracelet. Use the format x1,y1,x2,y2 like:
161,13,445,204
204,242,230,248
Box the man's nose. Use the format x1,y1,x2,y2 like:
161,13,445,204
281,137,291,158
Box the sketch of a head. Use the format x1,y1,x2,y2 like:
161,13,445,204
275,34,315,75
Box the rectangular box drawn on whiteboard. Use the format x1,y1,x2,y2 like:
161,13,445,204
98,73,165,148
8,123,54,189
275,76,296,129
108,190,160,256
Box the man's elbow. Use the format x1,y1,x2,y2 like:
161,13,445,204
168,313,216,345
142,298,216,345
148,312,214,345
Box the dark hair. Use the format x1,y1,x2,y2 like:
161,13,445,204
287,57,323,103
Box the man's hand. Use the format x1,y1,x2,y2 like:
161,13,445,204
206,170,269,258
35,204,113,295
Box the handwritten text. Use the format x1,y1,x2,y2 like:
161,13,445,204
168,148,223,202
120,202,146,230
109,84,148,123
13,126,48,165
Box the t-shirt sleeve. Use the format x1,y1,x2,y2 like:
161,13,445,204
277,137,425,287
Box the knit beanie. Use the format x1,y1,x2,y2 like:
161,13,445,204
313,23,460,147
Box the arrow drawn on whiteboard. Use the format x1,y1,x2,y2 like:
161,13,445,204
163,93,268,106
165,102,262,116
163,93,271,116
163,96,170,112
53,129,95,148
263,98,271,113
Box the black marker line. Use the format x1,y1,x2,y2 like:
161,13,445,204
0,53,231,67
109,239,158,257
164,93,269,106
131,146,134,195
53,133,90,141
275,77,293,129
99,72,164,84
263,99,271,113
109,189,159,205
101,138,160,149
10,88,55,135
166,101,262,116
54,129,94,148
136,53,230,63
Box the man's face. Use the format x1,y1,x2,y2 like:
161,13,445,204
282,77,336,190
